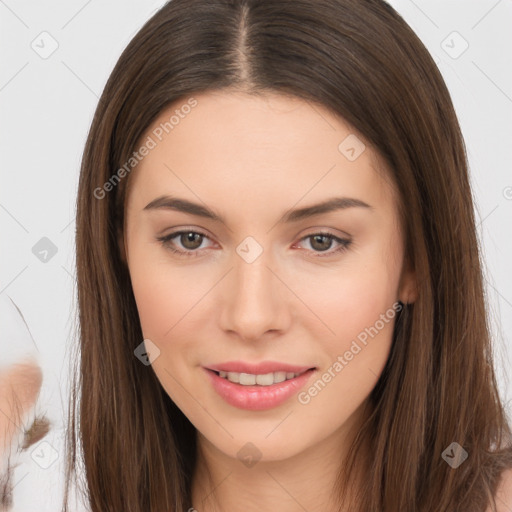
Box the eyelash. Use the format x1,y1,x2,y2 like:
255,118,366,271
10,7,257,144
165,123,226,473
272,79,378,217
156,230,352,258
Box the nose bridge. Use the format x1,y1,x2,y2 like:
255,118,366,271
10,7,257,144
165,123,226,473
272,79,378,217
219,245,289,340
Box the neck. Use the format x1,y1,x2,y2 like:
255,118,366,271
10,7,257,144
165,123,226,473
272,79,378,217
190,403,370,512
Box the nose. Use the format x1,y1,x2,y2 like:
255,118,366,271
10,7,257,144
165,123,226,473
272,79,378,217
218,250,291,342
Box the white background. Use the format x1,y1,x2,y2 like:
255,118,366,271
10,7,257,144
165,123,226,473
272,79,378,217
1,1,511,510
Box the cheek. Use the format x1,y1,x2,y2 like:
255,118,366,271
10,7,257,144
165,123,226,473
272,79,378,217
127,243,214,366
130,266,172,339
128,240,185,341
295,262,398,347
296,270,399,419
290,243,400,399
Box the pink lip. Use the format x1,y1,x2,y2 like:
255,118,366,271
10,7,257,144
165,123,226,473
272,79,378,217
205,360,314,374
203,365,317,411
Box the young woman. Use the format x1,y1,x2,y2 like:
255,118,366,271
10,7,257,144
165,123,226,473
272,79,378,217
65,1,512,511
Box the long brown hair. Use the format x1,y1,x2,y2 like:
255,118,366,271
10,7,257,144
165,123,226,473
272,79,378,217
65,0,512,510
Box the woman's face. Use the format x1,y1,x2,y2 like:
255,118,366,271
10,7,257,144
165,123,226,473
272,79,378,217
123,90,416,462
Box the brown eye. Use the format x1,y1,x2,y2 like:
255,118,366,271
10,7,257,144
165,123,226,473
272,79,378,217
296,232,352,257
179,232,204,250
309,234,334,252
156,229,212,258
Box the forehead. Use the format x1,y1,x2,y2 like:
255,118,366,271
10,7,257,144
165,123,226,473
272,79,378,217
127,90,397,216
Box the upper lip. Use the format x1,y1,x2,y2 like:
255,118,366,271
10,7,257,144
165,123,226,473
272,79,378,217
205,361,316,375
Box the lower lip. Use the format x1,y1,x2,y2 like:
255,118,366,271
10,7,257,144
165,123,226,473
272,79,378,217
203,368,316,411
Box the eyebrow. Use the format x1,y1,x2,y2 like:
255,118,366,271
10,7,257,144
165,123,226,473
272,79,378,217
143,195,373,223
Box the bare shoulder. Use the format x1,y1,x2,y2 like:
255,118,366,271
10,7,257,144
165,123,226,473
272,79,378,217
485,468,512,512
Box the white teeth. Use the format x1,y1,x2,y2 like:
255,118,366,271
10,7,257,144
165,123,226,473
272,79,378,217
239,373,256,385
273,371,287,383
255,372,274,385
217,370,304,386
227,372,240,383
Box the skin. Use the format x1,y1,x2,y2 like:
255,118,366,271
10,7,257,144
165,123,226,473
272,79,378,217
122,90,417,511
0,362,42,458
489,469,512,512
0,363,42,512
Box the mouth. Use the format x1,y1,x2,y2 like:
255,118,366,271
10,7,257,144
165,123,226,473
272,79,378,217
203,362,317,411
209,368,313,386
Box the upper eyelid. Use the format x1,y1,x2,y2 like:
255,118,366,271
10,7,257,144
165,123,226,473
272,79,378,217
160,225,351,240
160,229,350,249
